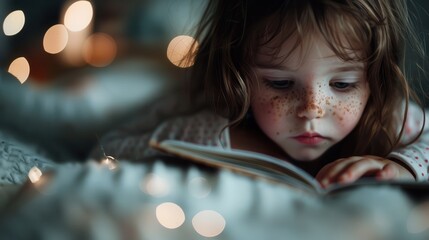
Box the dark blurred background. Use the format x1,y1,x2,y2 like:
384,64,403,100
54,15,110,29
406,0,429,106
0,0,207,81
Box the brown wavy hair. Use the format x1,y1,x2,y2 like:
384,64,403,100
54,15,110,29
189,0,425,158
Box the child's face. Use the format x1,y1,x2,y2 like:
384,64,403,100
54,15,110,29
251,35,370,161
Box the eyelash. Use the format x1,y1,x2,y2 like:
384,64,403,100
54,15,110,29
263,79,359,92
329,82,358,92
263,79,294,89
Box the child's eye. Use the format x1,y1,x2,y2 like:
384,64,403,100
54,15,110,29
330,82,356,91
264,80,294,89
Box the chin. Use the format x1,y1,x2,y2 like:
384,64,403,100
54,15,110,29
288,152,324,162
293,157,319,162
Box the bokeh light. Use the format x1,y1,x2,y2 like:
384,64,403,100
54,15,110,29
192,210,226,237
166,35,198,68
28,167,43,183
3,10,25,36
100,156,119,170
64,0,93,32
156,202,185,229
141,174,169,197
43,24,69,54
8,57,30,83
82,33,117,67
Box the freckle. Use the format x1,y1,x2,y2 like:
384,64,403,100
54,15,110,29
339,117,344,121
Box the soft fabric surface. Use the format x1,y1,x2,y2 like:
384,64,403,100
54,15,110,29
0,129,56,208
0,159,425,240
0,130,55,186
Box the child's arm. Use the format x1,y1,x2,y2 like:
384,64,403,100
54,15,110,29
315,155,415,187
316,102,429,186
386,102,429,181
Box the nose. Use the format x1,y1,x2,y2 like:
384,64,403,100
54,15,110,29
296,91,326,120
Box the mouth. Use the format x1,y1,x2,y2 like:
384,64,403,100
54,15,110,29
292,132,327,145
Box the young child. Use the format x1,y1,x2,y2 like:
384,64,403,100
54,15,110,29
93,0,429,187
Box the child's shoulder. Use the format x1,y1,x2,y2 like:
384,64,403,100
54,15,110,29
396,101,427,142
150,110,230,147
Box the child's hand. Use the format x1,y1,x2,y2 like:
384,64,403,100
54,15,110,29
315,156,415,188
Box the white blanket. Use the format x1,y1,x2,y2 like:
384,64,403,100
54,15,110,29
0,159,425,240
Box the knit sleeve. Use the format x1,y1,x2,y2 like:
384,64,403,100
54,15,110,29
88,109,229,162
387,102,429,181
87,92,198,161
88,123,159,162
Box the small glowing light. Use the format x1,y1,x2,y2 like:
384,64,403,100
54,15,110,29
141,174,169,197
407,202,429,234
64,1,93,32
156,202,185,229
43,24,69,54
188,177,211,198
166,35,198,68
192,210,226,237
60,29,91,66
82,33,117,67
28,166,42,183
8,57,30,83
100,156,119,170
3,10,25,36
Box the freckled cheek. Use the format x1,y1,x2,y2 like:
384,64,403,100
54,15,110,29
337,112,361,128
331,97,367,127
251,95,294,124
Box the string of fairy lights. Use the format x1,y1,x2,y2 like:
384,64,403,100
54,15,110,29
2,0,198,84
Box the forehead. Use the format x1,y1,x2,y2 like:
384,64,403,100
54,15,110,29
255,33,363,69
249,3,370,66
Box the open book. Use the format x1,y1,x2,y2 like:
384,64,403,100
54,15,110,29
150,139,428,196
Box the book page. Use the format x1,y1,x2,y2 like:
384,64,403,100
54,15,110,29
151,139,323,194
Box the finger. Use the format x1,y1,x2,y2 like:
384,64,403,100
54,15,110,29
316,157,362,187
336,158,384,184
375,163,398,180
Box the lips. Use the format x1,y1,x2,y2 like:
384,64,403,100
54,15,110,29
292,132,326,145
